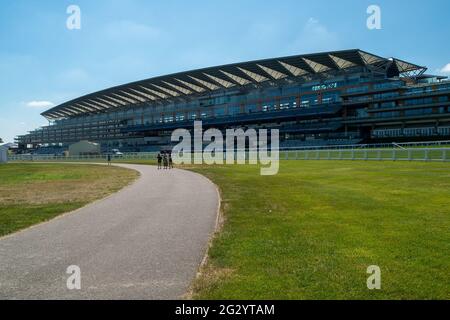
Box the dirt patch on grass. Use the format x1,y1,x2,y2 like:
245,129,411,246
186,266,235,300
0,164,139,237
0,164,139,205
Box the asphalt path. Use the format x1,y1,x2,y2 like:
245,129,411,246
0,164,219,299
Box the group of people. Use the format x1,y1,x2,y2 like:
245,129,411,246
157,152,173,170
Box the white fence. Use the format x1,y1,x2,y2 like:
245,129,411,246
280,140,450,151
8,147,450,163
281,148,450,162
8,152,158,162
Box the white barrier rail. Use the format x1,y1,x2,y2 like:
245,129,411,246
8,148,450,163
280,140,450,151
281,148,450,162
8,152,158,162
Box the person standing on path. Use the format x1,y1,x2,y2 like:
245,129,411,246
163,153,168,169
169,153,173,169
157,153,162,169
107,154,112,166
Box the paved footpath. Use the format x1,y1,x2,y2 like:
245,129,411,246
0,164,219,299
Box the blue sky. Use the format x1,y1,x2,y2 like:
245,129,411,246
1,0,449,142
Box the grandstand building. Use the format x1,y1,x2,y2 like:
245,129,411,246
17,49,450,153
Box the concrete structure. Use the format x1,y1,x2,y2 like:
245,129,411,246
68,140,100,156
0,145,8,163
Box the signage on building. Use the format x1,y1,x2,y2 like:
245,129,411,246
312,83,338,91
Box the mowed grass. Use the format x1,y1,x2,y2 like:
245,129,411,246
187,161,450,300
0,163,138,237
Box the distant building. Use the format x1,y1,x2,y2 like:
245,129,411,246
0,145,8,163
2,142,18,150
68,141,101,156
17,49,450,152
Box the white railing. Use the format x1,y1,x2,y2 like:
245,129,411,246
8,147,450,163
8,152,158,162
281,147,450,162
280,140,450,151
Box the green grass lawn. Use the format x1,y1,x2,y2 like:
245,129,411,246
3,160,449,299
0,163,138,237
186,161,450,300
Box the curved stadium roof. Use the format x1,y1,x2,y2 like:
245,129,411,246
42,49,426,120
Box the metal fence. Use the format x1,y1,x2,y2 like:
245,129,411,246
7,147,450,163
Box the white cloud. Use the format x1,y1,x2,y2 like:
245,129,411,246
439,63,450,74
26,101,55,109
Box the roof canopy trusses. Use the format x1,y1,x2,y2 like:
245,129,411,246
42,49,427,120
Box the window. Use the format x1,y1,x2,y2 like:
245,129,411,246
175,113,185,122
404,98,433,106
280,97,297,109
282,86,300,96
380,101,396,108
245,104,258,113
228,105,241,115
374,92,399,99
437,127,450,135
374,111,400,118
200,112,208,118
373,81,403,90
215,107,226,117
262,102,277,112
279,102,289,110
322,92,340,103
357,109,368,118
346,86,369,94
404,108,433,116
300,94,318,107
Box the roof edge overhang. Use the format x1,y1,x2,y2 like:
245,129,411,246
41,49,427,120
